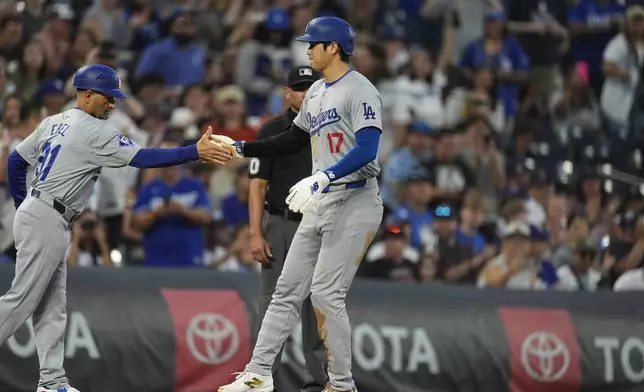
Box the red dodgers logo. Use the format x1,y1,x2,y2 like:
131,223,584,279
162,290,251,391
498,307,581,392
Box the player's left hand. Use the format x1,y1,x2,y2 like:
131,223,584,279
286,171,330,214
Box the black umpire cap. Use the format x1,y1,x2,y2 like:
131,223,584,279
286,66,321,91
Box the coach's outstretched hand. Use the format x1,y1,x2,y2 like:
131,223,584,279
198,126,234,165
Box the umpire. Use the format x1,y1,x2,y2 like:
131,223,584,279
248,65,326,392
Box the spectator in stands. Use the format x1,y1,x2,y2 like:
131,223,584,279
202,85,258,142
378,25,410,77
602,207,644,287
34,3,73,75
551,213,590,267
478,220,537,289
460,117,505,213
460,9,529,120
131,139,212,267
382,121,435,209
418,252,438,283
135,8,206,86
234,7,293,116
391,46,447,144
19,0,46,42
67,210,113,267
525,169,553,228
545,194,570,244
169,84,210,141
621,185,644,212
38,78,66,116
601,5,644,137
208,223,259,272
531,225,559,287
424,128,475,199
0,15,24,62
571,168,613,240
58,30,98,82
613,265,644,290
388,172,434,252
124,0,162,52
83,0,131,49
550,62,602,133
556,237,602,291
289,2,315,66
446,67,505,133
506,0,569,95
359,224,420,283
13,41,47,103
431,201,483,284
457,191,488,255
568,0,624,96
221,164,251,229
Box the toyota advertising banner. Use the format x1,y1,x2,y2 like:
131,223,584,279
0,264,643,392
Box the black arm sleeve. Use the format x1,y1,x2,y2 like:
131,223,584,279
242,124,309,158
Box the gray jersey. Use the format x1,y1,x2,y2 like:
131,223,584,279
15,108,142,213
293,71,382,183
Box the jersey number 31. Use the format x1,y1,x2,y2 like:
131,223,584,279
35,142,61,182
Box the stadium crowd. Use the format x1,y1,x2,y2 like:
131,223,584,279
1,0,644,292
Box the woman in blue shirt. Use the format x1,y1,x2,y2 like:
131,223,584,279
460,9,530,119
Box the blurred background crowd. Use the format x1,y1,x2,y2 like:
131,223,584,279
2,0,644,292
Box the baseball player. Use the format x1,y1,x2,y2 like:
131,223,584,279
248,65,327,392
1,64,231,392
217,16,383,392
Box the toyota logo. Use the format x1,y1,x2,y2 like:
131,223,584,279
186,313,239,365
521,332,570,382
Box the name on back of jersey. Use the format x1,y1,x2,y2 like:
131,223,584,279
308,108,341,136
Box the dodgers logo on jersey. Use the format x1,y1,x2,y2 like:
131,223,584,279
308,108,341,136
118,133,134,147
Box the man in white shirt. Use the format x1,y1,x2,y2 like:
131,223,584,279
478,221,537,289
614,268,644,291
556,238,602,291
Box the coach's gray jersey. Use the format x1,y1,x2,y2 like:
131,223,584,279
15,108,142,213
293,70,382,183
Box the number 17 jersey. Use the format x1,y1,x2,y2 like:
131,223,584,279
293,70,382,183
15,108,142,213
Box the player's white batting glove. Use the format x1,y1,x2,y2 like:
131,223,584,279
210,134,245,159
286,171,331,214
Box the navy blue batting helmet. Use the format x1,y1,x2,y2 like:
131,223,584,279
72,64,127,99
295,17,356,56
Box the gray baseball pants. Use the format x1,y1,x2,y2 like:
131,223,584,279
246,186,383,391
260,211,327,392
0,196,70,389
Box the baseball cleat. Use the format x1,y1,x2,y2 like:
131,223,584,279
36,387,81,392
322,386,357,392
218,371,274,392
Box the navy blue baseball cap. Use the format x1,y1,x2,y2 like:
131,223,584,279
38,78,65,96
266,7,290,31
485,9,507,21
408,121,436,136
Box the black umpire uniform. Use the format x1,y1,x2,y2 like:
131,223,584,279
248,66,327,392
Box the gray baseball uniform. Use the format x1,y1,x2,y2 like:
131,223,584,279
0,108,141,389
246,70,384,391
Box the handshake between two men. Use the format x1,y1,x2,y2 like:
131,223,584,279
195,126,245,166
195,126,329,214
